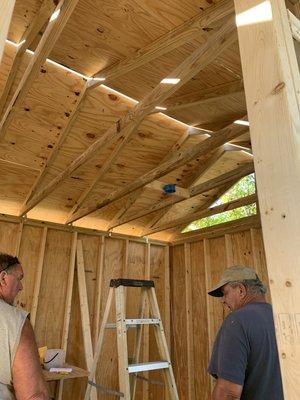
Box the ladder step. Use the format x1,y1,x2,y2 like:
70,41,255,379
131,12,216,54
126,318,160,326
105,318,160,329
128,361,169,373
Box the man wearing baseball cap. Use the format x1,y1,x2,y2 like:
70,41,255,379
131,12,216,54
208,265,284,400
0,253,49,399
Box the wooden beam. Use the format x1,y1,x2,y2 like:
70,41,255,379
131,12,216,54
110,159,254,231
235,1,300,398
57,231,77,400
106,188,144,231
172,214,261,244
22,15,237,218
0,0,57,118
288,9,300,42
68,123,248,223
163,80,244,110
0,0,80,141
93,0,234,81
76,240,97,400
185,146,226,187
30,227,47,328
143,193,257,236
0,0,15,64
166,89,244,112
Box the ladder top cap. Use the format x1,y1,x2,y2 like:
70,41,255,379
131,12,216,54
110,278,155,288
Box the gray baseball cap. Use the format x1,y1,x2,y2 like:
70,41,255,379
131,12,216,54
208,265,259,297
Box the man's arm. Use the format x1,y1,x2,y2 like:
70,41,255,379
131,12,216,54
212,378,243,400
12,318,49,400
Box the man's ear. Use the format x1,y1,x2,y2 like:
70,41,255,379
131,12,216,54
0,270,8,286
238,283,247,297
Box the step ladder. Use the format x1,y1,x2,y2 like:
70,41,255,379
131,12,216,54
84,278,179,400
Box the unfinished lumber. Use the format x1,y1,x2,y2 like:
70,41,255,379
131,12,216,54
21,84,89,208
0,0,15,64
166,90,245,112
234,0,300,397
163,80,244,110
185,147,226,187
93,0,234,82
288,9,300,42
184,243,195,400
0,0,56,118
109,158,254,231
64,16,237,222
0,0,80,141
21,15,237,218
57,231,77,400
76,240,97,400
106,189,144,231
143,193,257,236
92,236,105,345
30,227,47,328
68,122,248,223
172,215,261,244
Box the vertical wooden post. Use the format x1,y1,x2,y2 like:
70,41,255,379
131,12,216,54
234,0,300,397
57,231,77,400
93,235,105,345
14,220,24,257
76,240,97,400
30,227,47,328
184,243,195,400
0,0,15,63
143,243,151,400
164,245,171,350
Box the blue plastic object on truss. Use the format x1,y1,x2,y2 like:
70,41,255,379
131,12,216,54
163,184,176,194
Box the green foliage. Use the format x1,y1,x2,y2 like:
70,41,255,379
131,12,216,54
183,173,256,232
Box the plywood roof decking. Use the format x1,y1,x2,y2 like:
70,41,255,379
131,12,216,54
0,0,254,241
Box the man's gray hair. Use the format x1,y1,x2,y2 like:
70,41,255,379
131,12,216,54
0,253,20,273
229,278,267,295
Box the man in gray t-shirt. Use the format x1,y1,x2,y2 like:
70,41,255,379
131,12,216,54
207,266,284,400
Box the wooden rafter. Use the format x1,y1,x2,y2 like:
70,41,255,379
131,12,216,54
0,0,80,141
20,2,233,215
67,124,250,223
105,188,144,231
142,194,257,236
163,80,244,110
103,150,253,232
0,0,57,118
64,15,237,221
185,146,226,187
288,9,300,42
171,214,261,244
93,0,234,82
21,14,237,218
150,177,241,239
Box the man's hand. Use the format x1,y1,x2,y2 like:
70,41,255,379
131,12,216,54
212,378,243,400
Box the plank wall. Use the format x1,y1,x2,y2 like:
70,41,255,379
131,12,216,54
0,217,169,400
170,227,271,400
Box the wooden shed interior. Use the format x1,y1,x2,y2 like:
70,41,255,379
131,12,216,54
1,0,300,398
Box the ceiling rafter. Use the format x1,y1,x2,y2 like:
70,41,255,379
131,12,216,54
0,0,80,141
108,160,254,231
106,131,191,231
20,14,237,218
64,15,237,221
142,193,257,236
67,123,249,224
19,1,234,216
0,0,57,118
93,0,234,82
171,214,261,244
164,81,244,112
